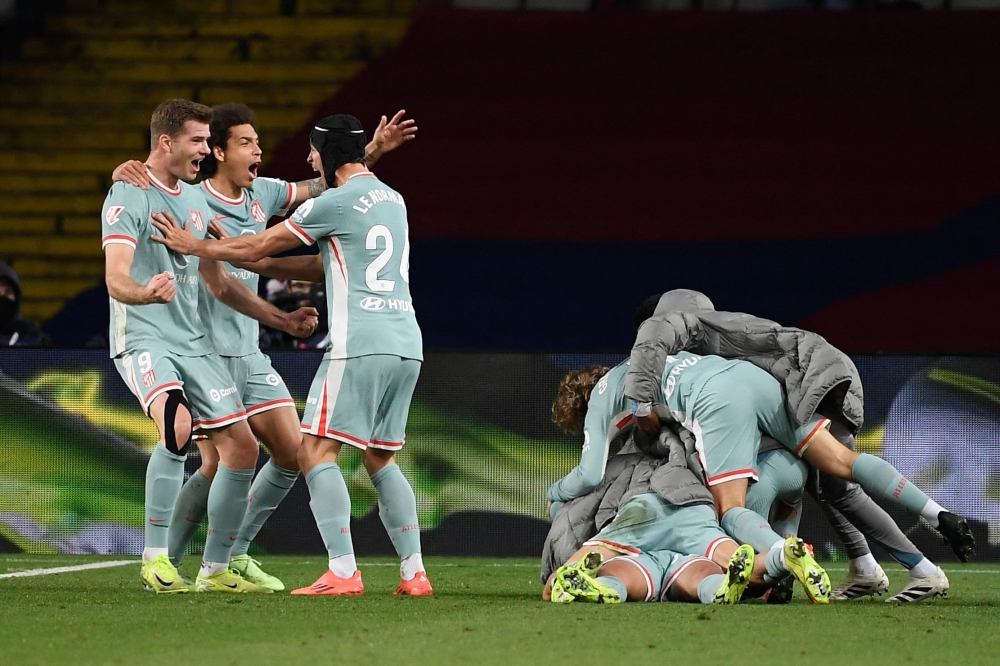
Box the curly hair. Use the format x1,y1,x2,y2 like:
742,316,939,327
551,365,611,435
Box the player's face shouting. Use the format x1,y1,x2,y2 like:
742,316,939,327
307,145,324,180
217,124,262,189
169,120,211,181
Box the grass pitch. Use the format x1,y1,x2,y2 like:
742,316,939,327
1,556,998,666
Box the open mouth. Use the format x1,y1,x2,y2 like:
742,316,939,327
191,158,202,173
249,161,260,179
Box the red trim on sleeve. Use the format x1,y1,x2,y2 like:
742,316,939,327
102,235,137,248
615,414,634,429
795,418,831,455
706,469,759,486
285,218,315,244
284,181,295,209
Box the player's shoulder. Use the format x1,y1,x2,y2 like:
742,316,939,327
105,180,149,203
251,176,289,193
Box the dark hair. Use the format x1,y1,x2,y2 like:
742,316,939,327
551,365,611,435
149,99,212,150
200,103,258,177
633,293,663,330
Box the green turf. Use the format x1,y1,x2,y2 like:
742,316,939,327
1,557,999,665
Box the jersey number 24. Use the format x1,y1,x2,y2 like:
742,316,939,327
365,224,410,293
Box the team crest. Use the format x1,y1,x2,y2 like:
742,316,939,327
189,210,205,231
141,369,156,388
250,201,267,224
106,206,124,226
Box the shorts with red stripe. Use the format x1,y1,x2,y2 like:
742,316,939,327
301,354,420,451
584,493,735,565
113,346,246,430
687,362,832,487
221,351,295,418
606,552,712,602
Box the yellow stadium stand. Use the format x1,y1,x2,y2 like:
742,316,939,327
1,0,423,324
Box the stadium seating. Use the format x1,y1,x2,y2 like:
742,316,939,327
0,0,419,323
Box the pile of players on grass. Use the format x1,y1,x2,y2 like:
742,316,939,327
541,290,976,606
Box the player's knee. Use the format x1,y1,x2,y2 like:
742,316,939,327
163,390,192,455
363,447,395,475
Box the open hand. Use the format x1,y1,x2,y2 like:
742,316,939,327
373,109,417,154
145,272,176,304
112,160,149,189
207,220,230,240
151,211,199,254
282,306,320,338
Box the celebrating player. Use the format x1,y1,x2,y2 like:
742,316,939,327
101,99,318,594
149,114,430,596
628,290,972,601
111,104,417,590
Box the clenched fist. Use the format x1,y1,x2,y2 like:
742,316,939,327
145,272,176,304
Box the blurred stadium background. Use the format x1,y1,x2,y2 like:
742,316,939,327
1,1,999,562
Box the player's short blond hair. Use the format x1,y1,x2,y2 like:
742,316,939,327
551,365,610,435
150,99,213,150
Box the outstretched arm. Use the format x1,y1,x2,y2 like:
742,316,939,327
290,109,417,205
242,255,324,282
198,258,318,337
151,211,301,263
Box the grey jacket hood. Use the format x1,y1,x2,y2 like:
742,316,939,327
654,289,714,316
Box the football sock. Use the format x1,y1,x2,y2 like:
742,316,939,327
232,461,299,557
144,443,186,551
697,573,727,604
167,470,211,566
851,454,944,526
721,507,784,554
401,554,425,581
329,553,358,578
763,541,789,584
370,464,422,575
595,575,627,602
202,465,253,567
306,463,355,563
911,557,938,578
769,499,802,539
850,553,879,576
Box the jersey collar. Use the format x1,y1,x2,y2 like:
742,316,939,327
203,179,247,205
146,167,182,196
347,171,376,181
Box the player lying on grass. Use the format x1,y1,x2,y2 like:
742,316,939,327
148,114,431,596
102,99,319,594
628,290,970,601
112,104,416,591
548,380,831,603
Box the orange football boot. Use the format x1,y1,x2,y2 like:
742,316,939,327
291,570,364,596
394,571,433,596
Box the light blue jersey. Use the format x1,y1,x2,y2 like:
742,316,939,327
547,361,634,503
656,351,741,421
197,177,296,357
101,173,214,358
284,171,422,361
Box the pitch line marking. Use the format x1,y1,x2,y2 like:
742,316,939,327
0,559,138,580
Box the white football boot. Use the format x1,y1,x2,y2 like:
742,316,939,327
831,563,890,601
885,566,949,603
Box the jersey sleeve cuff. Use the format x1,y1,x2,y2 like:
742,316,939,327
283,218,315,245
285,182,296,209
102,235,137,249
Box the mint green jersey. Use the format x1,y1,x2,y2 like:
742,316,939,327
197,177,296,357
658,351,741,418
284,171,422,361
101,176,214,358
547,361,633,503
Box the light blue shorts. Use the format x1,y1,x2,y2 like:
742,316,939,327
114,346,245,430
301,354,420,451
585,493,735,562
604,551,711,602
222,351,295,417
689,363,830,487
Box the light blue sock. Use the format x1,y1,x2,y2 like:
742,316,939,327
232,461,299,557
202,465,253,566
851,453,944,527
306,463,355,559
370,464,422,560
696,573,726,604
721,507,784,554
595,575,628,602
764,544,791,584
144,443,186,550
167,470,211,566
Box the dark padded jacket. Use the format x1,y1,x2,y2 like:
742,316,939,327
624,289,864,432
